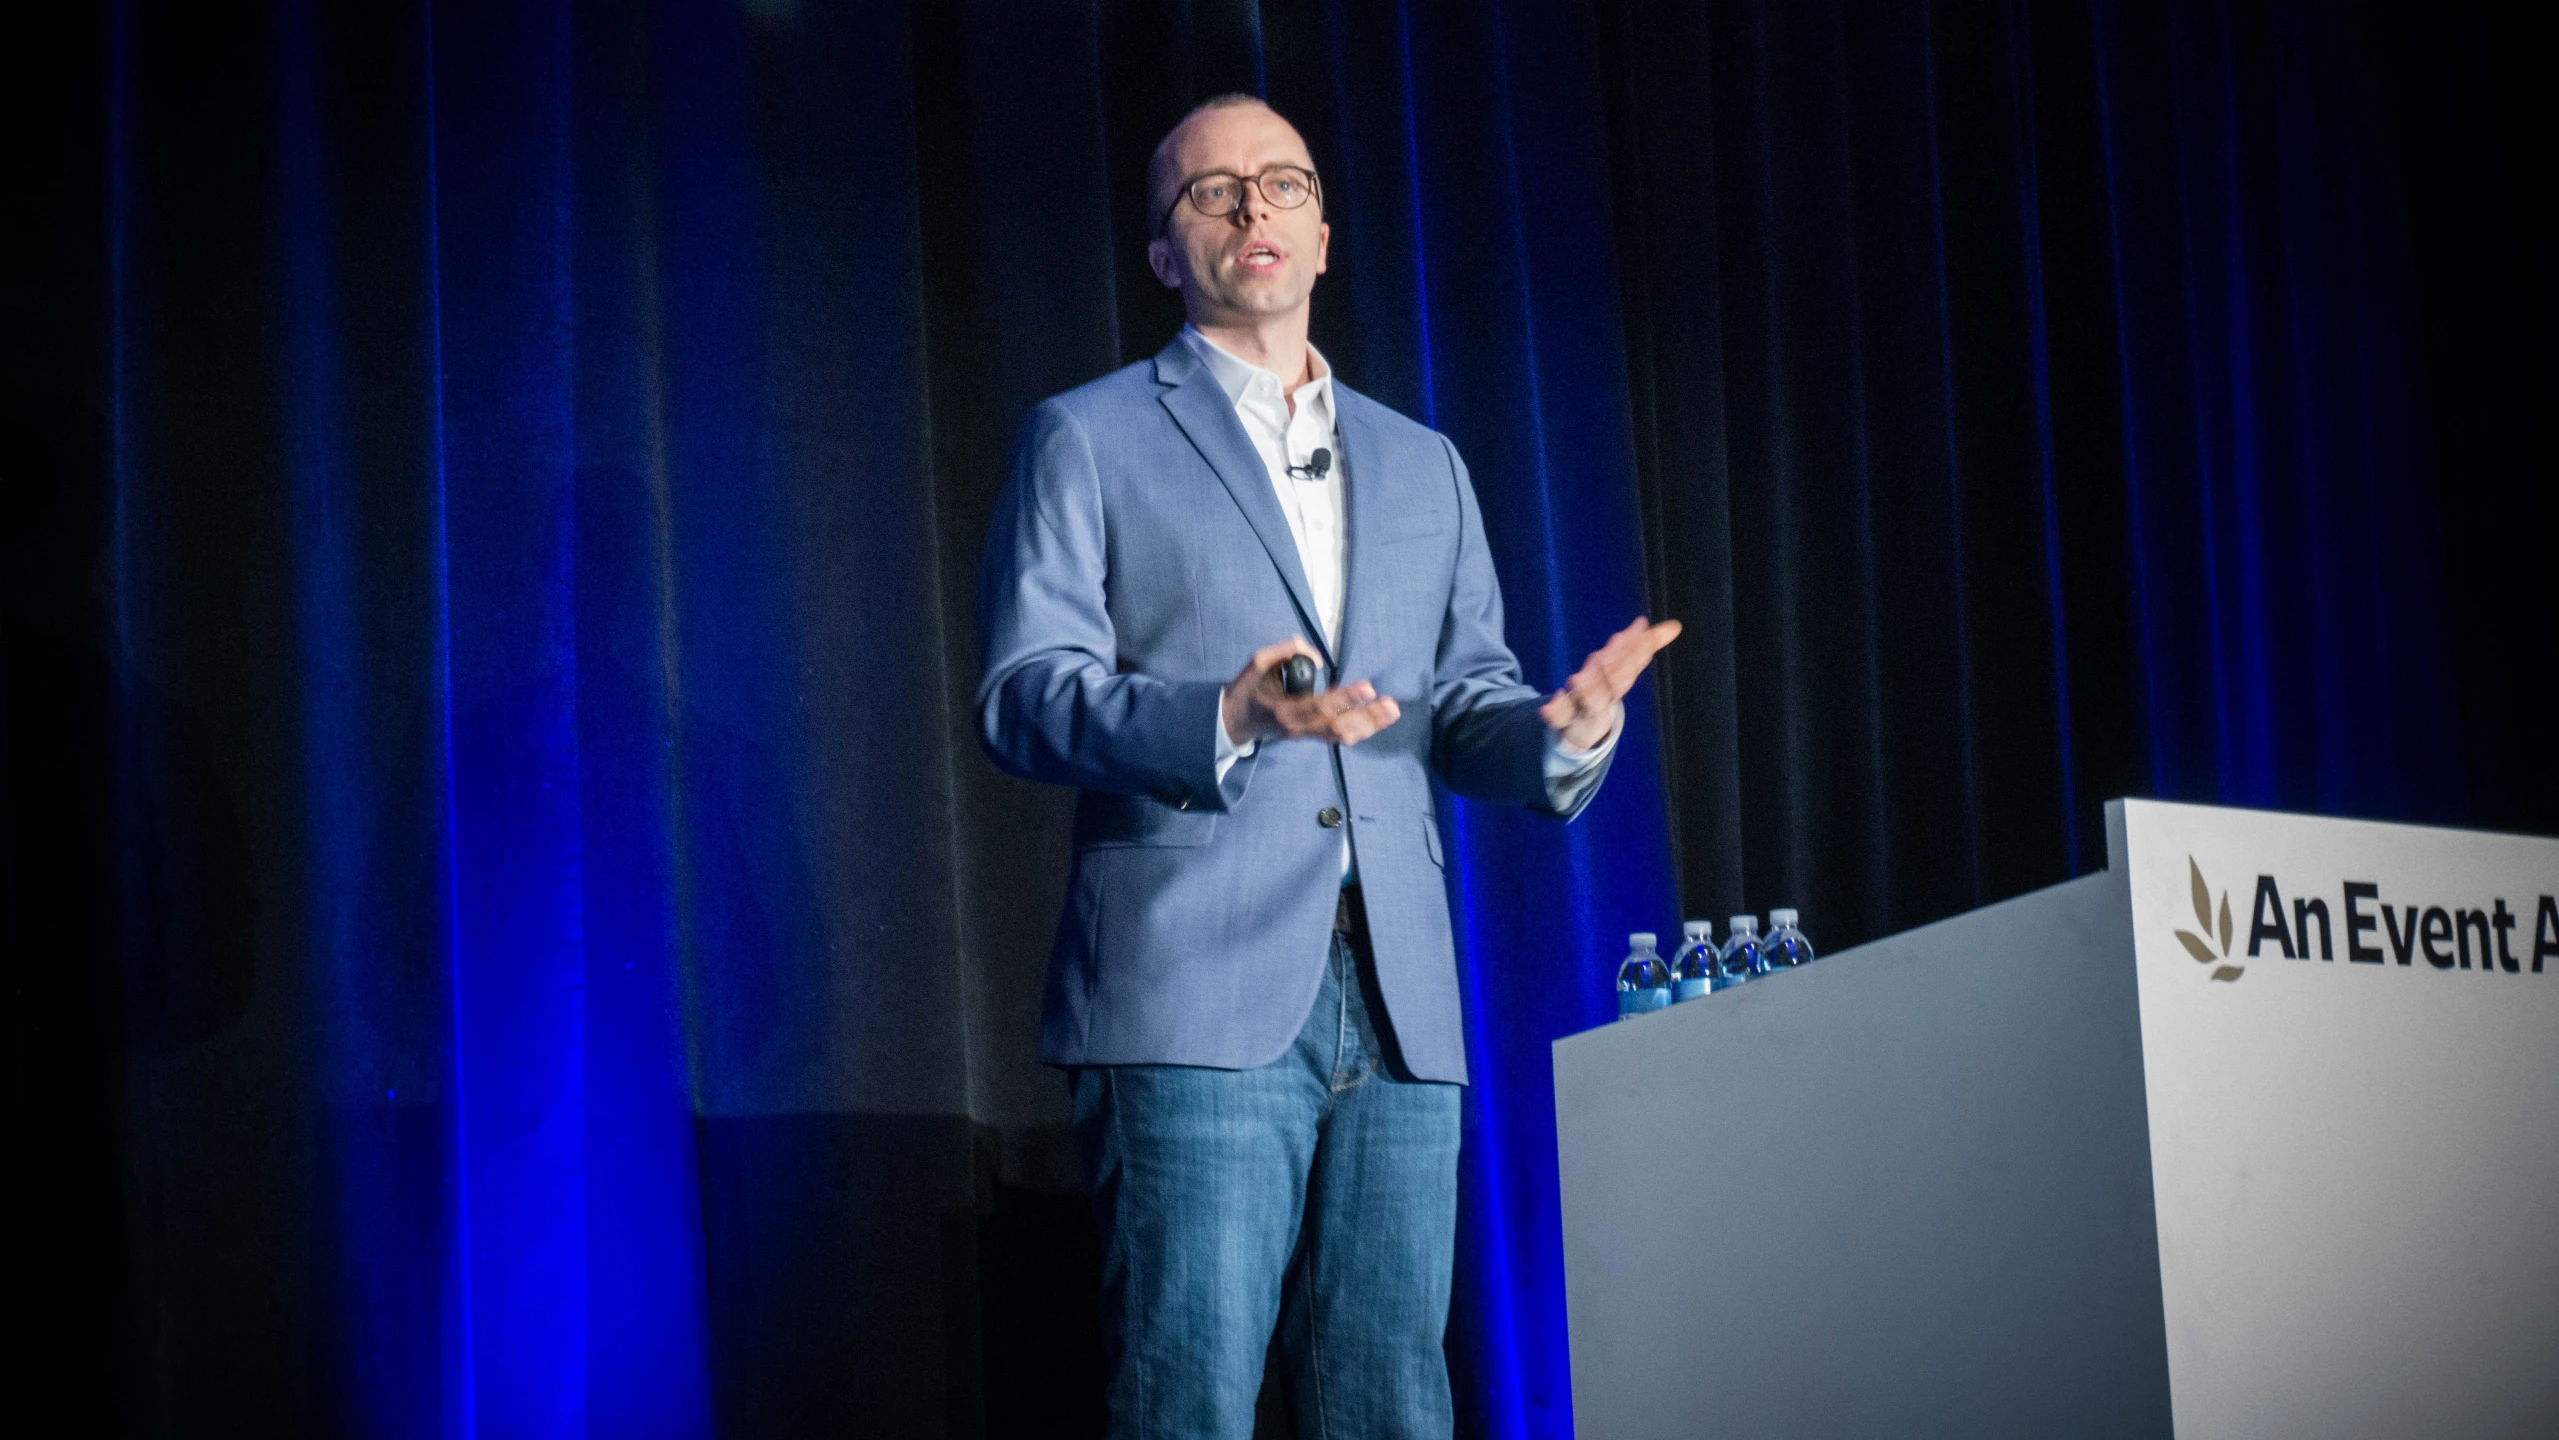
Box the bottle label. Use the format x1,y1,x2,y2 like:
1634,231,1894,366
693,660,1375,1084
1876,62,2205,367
1674,978,1710,1003
1617,986,1671,1018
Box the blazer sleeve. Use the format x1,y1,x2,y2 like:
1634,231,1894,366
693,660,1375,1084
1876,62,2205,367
1426,433,1608,819
975,400,1241,810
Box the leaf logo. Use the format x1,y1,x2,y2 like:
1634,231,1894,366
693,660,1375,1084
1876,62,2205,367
2174,856,2245,982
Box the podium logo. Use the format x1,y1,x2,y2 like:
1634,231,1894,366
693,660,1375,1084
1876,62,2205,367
2169,855,2557,977
2175,857,2246,982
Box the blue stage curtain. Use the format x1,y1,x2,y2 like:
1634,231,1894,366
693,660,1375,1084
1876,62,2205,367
4,0,2542,1436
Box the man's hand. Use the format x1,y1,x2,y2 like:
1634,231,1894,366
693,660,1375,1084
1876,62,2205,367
1539,617,1682,751
1222,637,1402,748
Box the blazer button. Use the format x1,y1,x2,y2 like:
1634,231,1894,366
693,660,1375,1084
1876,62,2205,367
1318,807,1344,828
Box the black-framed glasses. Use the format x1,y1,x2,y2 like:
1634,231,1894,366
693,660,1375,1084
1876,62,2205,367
1157,165,1322,237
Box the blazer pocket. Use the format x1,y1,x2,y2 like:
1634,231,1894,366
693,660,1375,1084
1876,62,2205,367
1370,522,1452,548
1422,814,1446,868
1074,792,1222,849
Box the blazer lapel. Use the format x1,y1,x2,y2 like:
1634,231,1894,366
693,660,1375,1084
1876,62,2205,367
1332,389,1393,681
1155,342,1333,665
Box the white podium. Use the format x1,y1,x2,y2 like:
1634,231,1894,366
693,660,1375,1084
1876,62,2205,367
1554,800,2559,1438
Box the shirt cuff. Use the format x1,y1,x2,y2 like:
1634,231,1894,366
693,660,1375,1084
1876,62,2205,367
1545,706,1621,775
1214,696,1258,785
1543,704,1620,810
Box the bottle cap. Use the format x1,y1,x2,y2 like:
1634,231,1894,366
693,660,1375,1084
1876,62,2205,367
1629,932,1657,949
1771,908,1798,926
1729,914,1757,933
1682,920,1710,939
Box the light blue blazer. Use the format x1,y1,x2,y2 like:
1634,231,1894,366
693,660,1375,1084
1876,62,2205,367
976,338,1608,1083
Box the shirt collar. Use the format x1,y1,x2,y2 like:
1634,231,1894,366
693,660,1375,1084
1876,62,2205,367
1180,326,1334,428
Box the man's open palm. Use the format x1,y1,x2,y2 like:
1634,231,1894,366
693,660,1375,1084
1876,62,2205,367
1539,617,1682,750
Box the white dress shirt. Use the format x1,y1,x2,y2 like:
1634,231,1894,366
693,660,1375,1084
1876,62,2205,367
1184,327,1618,850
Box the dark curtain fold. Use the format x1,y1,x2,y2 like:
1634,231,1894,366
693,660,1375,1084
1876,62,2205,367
4,0,2544,1437
1603,0,2514,953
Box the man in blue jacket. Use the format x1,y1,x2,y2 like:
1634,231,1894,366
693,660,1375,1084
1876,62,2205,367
977,94,1678,1438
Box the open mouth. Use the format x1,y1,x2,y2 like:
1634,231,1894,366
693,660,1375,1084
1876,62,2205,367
1236,241,1284,274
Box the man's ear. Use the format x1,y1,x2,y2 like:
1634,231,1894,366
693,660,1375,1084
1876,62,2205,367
1314,220,1329,276
1146,237,1182,290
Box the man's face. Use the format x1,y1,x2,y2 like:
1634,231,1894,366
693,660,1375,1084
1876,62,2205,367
1146,104,1329,325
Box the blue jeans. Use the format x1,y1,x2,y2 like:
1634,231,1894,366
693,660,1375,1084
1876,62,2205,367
1070,928,1463,1440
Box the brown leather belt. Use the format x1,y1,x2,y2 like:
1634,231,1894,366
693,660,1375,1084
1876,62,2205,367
1334,883,1366,937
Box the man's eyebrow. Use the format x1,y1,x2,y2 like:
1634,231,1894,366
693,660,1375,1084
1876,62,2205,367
1182,161,1313,178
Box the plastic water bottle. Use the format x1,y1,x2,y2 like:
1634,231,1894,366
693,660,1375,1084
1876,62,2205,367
1717,914,1763,987
1670,920,1715,1002
1752,912,1795,976
1766,908,1815,971
1615,932,1671,1020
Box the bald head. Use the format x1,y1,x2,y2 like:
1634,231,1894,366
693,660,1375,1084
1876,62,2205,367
1147,95,1304,231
